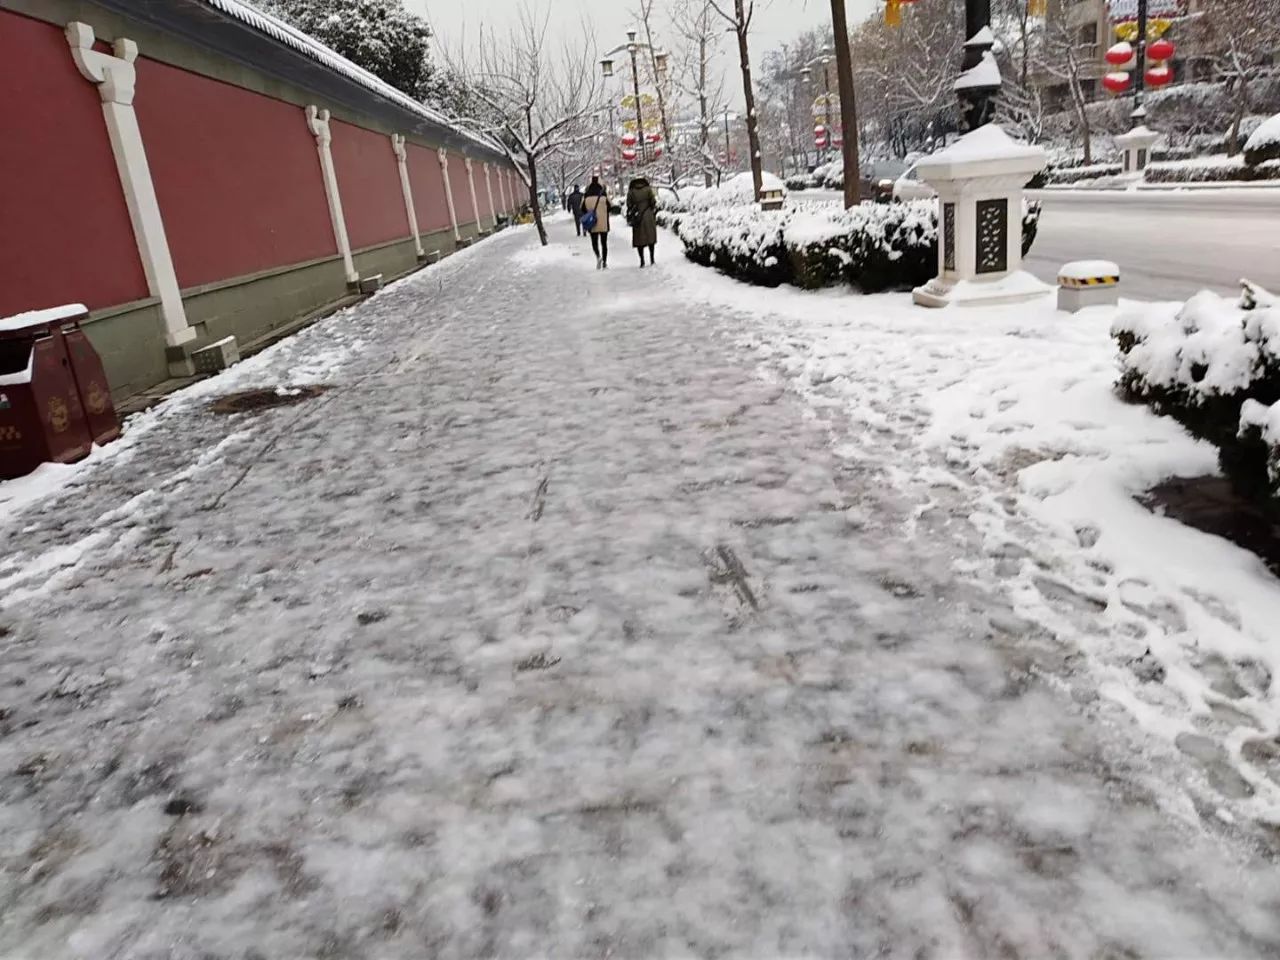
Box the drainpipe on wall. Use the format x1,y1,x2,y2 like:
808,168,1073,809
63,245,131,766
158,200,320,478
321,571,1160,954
65,22,196,367
437,148,462,244
305,106,358,286
391,134,425,260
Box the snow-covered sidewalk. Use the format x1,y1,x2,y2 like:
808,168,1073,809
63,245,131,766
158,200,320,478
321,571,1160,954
2,219,1280,958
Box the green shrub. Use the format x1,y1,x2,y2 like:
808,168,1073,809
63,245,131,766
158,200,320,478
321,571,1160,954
1113,283,1280,507
675,199,1041,295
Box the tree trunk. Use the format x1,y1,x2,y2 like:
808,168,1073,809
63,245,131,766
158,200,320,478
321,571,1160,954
527,154,548,246
1069,71,1092,165
640,6,678,186
830,0,860,208
731,1,764,200
1228,75,1249,156
700,32,713,187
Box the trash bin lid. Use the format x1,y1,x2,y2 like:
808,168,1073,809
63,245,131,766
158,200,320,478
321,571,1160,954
0,303,89,341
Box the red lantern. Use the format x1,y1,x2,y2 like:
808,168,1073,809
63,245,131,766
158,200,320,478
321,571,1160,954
1146,65,1173,86
1148,38,1175,61
621,147,637,162
1103,72,1132,93
1105,41,1134,66
653,143,664,158
621,131,637,148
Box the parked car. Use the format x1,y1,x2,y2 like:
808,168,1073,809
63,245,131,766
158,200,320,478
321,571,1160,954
892,164,937,202
865,160,907,203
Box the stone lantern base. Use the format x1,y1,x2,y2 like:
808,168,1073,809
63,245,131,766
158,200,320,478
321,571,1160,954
911,124,1053,309
1116,125,1159,174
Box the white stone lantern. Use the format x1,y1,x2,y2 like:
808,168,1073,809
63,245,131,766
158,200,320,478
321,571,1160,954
912,124,1053,309
1115,125,1159,174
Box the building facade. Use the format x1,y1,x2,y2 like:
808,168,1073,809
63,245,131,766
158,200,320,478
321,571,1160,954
1038,0,1222,109
1,0,522,402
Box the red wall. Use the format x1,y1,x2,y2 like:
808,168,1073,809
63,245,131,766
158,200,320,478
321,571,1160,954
0,12,148,315
330,120,409,250
135,58,336,289
406,143,452,234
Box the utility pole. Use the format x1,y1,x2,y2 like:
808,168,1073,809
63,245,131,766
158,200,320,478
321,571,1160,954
830,0,861,208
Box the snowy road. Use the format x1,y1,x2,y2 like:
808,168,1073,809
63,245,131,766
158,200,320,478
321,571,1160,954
1026,189,1280,301
804,186,1280,301
3,221,1280,958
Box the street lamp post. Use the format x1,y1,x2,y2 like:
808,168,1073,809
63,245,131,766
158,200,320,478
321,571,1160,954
800,53,835,164
600,32,670,169
626,30,647,162
1133,0,1149,119
958,0,999,131
909,0,1049,308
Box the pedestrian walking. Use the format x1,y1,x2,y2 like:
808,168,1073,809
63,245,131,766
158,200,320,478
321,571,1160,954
566,184,585,237
581,177,611,269
626,176,659,268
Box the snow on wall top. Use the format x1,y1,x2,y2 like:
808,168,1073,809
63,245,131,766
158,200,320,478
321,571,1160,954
199,0,500,156
0,303,88,333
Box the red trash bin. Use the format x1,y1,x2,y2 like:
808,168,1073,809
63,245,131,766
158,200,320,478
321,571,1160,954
0,304,114,481
62,319,120,447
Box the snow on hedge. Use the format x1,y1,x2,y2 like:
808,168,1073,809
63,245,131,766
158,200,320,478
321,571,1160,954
1114,282,1280,506
1245,112,1280,166
666,194,1041,294
1114,290,1280,400
1245,113,1280,152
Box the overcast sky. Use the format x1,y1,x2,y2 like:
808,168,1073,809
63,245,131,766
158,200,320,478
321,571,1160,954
411,0,882,111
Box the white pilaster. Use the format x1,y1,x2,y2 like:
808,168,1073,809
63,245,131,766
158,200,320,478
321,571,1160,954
437,148,462,242
463,157,484,233
66,22,195,348
482,163,498,228
496,165,510,213
306,106,357,284
391,134,424,258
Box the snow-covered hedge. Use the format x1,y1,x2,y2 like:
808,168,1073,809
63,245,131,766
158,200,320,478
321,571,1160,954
1144,154,1280,184
1113,282,1280,505
670,198,1042,294
1042,162,1124,185
1244,113,1280,167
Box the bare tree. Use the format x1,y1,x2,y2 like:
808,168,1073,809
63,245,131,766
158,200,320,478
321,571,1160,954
444,4,601,245
1192,0,1280,155
1038,2,1100,163
633,0,680,184
670,0,729,186
992,0,1045,142
852,0,962,156
709,0,766,198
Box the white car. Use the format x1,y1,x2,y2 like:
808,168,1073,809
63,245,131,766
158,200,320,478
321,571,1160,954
892,165,937,202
